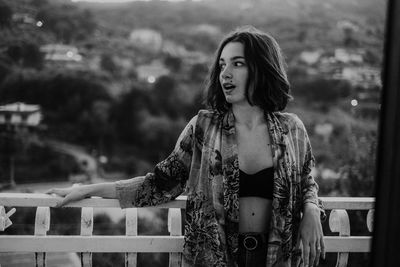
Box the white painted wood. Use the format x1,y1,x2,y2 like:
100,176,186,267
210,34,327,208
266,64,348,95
125,208,138,267
0,236,370,253
329,209,350,267
0,207,15,231
168,208,182,267
0,193,187,209
0,193,376,210
0,206,6,231
0,236,185,252
0,193,376,265
80,207,93,267
34,207,50,267
367,209,374,232
320,197,375,210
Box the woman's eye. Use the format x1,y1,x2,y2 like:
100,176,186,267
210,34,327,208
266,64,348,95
219,64,226,70
235,62,245,67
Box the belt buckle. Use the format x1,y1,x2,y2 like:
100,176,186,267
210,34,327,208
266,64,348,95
243,236,258,251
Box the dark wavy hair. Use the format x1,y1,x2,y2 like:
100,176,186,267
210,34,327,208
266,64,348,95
205,25,293,113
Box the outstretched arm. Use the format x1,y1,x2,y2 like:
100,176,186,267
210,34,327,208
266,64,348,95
45,181,120,207
47,114,197,209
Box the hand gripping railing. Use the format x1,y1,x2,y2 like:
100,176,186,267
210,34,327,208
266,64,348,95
0,194,374,267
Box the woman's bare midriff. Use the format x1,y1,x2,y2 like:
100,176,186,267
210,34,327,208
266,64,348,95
236,120,274,233
239,197,273,233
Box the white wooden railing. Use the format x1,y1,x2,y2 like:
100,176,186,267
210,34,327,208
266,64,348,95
0,194,374,267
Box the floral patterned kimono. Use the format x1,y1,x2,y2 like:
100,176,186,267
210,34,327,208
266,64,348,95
116,108,325,267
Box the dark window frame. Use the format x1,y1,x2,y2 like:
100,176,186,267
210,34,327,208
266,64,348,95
371,0,400,266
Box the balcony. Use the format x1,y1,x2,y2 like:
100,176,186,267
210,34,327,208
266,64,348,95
0,193,374,267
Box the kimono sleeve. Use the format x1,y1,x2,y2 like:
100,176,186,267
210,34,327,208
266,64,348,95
116,115,197,208
298,118,326,221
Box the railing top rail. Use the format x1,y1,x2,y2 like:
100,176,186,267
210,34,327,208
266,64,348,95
0,193,375,209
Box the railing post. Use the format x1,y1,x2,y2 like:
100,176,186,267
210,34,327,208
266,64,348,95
168,208,182,267
329,209,350,267
34,207,50,267
80,207,94,267
0,206,15,231
367,209,374,233
125,208,138,267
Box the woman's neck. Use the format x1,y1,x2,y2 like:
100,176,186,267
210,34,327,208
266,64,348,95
232,103,265,130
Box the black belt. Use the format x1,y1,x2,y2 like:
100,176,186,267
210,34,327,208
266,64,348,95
238,232,268,251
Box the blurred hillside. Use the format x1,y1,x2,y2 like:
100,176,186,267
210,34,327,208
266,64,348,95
0,0,383,198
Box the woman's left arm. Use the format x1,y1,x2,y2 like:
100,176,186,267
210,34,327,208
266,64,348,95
296,117,325,267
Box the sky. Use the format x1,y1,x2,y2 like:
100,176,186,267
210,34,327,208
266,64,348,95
71,0,203,3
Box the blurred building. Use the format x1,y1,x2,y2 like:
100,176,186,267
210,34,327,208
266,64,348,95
40,44,84,69
337,20,360,32
299,50,323,65
0,102,41,130
340,66,382,87
190,24,221,36
11,13,36,25
129,28,163,53
40,44,83,62
334,48,364,64
137,60,170,83
162,40,208,65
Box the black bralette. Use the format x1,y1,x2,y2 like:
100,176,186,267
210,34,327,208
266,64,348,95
239,167,274,199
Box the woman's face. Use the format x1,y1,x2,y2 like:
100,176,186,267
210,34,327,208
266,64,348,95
219,42,249,105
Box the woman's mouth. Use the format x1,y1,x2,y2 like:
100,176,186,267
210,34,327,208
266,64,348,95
223,83,236,93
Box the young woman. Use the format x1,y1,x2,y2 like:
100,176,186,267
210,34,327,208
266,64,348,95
47,26,325,267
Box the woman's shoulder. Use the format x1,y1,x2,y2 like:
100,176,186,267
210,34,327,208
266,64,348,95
196,109,220,118
275,111,307,131
195,109,223,125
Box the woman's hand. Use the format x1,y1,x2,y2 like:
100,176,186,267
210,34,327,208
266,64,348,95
298,203,325,267
45,185,89,208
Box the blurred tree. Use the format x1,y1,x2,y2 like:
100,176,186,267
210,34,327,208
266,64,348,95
0,70,112,144
100,53,118,74
0,59,12,83
343,27,359,47
6,41,43,69
163,54,182,73
36,4,96,43
31,0,48,7
111,84,154,146
153,75,180,118
338,131,377,197
364,49,381,65
189,62,208,83
77,100,114,154
297,29,307,43
0,0,12,28
292,77,352,105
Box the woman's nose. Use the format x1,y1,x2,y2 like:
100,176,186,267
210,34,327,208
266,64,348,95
221,66,233,79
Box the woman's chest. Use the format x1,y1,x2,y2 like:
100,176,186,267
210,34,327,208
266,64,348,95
236,126,274,173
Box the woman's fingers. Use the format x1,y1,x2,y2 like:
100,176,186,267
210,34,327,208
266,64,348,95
55,192,77,208
320,236,325,261
45,188,69,197
315,241,321,266
302,238,325,267
55,195,73,208
302,240,310,267
309,243,316,267
45,187,85,208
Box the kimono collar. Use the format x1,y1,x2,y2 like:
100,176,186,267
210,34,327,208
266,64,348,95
221,108,287,166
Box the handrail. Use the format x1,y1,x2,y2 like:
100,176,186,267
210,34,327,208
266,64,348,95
0,193,374,209
0,193,375,267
